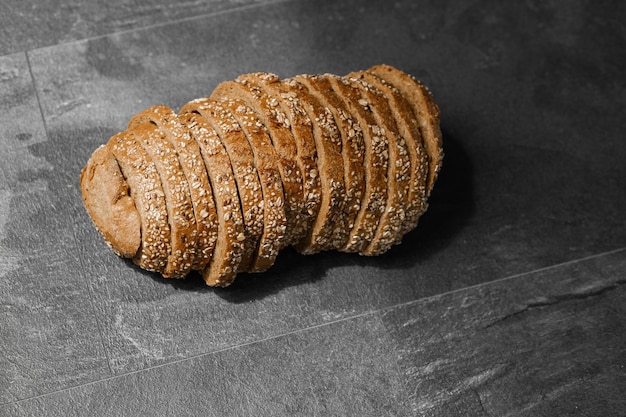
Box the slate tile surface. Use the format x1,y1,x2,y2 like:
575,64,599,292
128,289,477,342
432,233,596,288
22,0,626,376
31,0,626,285
3,250,624,416
0,0,274,56
0,53,110,404
1,0,625,414
382,249,626,416
5,314,411,417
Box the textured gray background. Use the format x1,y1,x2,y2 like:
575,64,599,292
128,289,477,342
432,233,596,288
1,0,625,415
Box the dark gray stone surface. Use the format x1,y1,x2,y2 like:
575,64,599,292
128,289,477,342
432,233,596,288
31,0,626,289
0,53,110,404
3,250,624,416
6,315,411,416
0,0,275,56
1,0,625,414
382,249,626,416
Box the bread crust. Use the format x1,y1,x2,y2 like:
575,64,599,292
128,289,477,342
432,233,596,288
210,79,305,246
219,97,288,272
127,105,218,272
367,65,443,196
292,74,361,251
358,72,429,237
128,113,197,278
80,144,141,258
178,108,245,287
249,72,322,245
346,72,412,255
109,131,171,273
187,98,264,272
328,75,389,254
284,75,347,254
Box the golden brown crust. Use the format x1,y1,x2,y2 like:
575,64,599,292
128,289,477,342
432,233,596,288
219,97,288,272
175,112,220,271
80,144,141,258
249,72,322,244
210,78,305,246
81,65,442,286
346,72,411,255
367,64,443,196
358,72,429,237
187,98,264,273
127,105,218,272
128,113,197,278
178,107,245,287
285,75,347,254
109,131,171,273
328,75,389,254
291,74,360,252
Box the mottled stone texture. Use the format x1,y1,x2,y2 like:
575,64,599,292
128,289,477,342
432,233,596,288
0,53,110,404
6,315,412,416
1,0,625,414
0,0,272,55
383,250,626,416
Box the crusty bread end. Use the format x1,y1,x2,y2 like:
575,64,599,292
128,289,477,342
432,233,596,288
80,144,141,258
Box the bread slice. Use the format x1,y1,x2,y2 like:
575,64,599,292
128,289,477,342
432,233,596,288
219,97,288,272
185,98,264,272
367,65,443,195
129,119,198,277
283,75,346,254
80,144,141,258
178,108,245,287
327,75,389,254
109,131,171,273
127,105,218,272
292,73,362,251
355,72,429,237
210,78,305,246
345,72,411,255
247,72,322,243
128,108,201,278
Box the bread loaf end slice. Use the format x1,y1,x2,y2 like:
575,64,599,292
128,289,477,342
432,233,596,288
109,131,171,273
80,144,141,258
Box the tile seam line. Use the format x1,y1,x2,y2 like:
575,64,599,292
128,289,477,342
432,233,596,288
12,0,291,58
378,246,626,316
3,246,625,407
1,305,383,407
24,51,50,145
